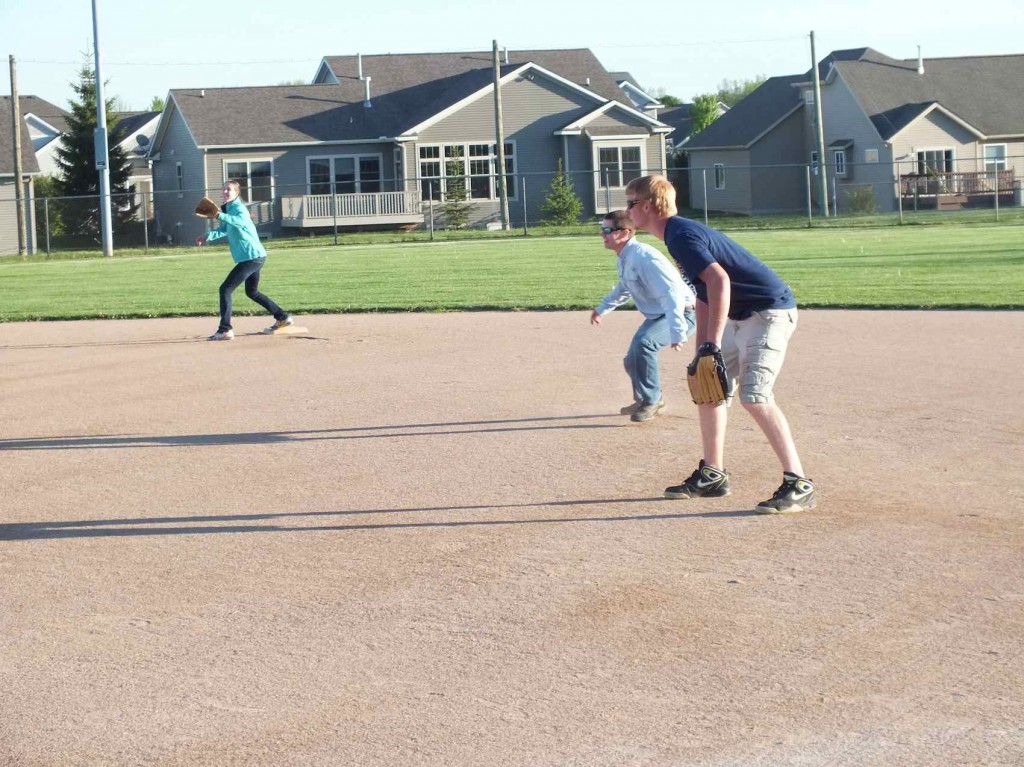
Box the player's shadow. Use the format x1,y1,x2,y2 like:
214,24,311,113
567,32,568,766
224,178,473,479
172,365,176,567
0,337,206,350
0,498,761,541
0,415,620,451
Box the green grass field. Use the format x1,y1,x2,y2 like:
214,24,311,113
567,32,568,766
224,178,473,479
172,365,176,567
1,223,1022,322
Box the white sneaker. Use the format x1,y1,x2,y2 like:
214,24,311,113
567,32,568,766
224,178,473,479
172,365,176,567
264,316,294,333
207,329,234,341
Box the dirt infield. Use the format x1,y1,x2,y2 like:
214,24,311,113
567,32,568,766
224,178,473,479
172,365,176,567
1,310,1022,766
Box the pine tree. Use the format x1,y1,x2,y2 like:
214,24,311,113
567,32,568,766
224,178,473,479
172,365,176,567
540,160,583,225
54,63,137,240
442,150,471,229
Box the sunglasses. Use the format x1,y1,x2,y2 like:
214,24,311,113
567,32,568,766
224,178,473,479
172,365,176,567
625,198,644,209
600,226,626,235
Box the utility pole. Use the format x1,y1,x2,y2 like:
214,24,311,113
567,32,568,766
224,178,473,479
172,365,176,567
810,30,829,216
92,0,114,256
9,55,27,255
492,40,510,229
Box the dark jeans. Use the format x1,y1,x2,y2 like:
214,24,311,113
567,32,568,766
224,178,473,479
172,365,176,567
217,257,287,332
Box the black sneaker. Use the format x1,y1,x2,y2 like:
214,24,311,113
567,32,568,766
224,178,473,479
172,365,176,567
755,473,816,514
664,460,730,499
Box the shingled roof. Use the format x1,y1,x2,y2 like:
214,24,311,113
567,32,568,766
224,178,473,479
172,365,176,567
832,51,1024,139
684,47,1024,150
0,97,42,175
683,75,804,150
165,49,630,148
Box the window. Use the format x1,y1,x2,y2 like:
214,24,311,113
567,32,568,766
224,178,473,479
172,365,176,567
597,145,643,188
394,148,403,190
225,159,273,202
864,148,879,164
917,149,954,176
803,90,815,105
418,142,516,201
811,151,819,175
306,155,382,195
984,144,1007,173
714,163,725,190
833,150,846,177
176,162,183,198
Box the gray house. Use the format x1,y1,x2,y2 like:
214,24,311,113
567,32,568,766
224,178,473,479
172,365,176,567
684,48,1024,215
1,96,41,255
149,49,672,244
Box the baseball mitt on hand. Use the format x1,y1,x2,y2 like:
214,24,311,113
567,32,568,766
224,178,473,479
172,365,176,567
194,197,220,219
687,342,730,405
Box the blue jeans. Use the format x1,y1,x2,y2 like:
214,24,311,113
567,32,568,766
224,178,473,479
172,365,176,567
623,310,696,405
217,258,287,332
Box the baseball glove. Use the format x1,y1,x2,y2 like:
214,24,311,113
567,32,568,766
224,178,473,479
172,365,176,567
687,342,730,405
194,197,221,219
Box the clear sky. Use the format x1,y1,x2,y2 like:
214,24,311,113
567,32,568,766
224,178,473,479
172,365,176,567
3,0,1023,112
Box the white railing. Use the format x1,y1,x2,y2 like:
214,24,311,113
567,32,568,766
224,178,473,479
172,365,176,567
282,191,421,222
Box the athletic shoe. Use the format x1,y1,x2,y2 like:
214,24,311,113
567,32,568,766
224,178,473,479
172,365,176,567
631,399,665,423
264,316,294,333
620,401,642,415
664,460,731,499
207,329,234,341
755,474,816,514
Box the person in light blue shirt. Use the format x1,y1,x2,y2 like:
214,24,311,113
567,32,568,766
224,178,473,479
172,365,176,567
196,180,292,341
591,209,696,422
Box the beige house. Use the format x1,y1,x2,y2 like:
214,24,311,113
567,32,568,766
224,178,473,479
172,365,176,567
1,96,40,255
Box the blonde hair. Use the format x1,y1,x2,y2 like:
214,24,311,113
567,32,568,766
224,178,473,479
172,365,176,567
625,174,678,217
225,179,241,193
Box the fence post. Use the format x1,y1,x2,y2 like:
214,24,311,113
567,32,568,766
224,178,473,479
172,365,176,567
831,177,838,217
702,169,708,227
805,166,813,228
332,189,338,246
994,168,1000,222
603,168,611,214
896,166,904,225
428,183,434,241
522,176,528,235
143,191,149,252
44,197,51,257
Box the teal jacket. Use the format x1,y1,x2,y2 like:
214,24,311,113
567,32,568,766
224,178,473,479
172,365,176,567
205,198,267,263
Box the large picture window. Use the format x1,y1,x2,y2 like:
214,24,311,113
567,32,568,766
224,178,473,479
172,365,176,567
307,155,382,195
419,142,516,201
225,159,273,202
597,145,642,188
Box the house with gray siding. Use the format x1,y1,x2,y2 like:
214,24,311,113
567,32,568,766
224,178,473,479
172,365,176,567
1,96,41,255
684,48,1024,215
149,49,672,244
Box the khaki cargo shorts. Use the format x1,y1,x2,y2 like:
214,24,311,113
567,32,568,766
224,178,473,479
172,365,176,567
721,308,798,404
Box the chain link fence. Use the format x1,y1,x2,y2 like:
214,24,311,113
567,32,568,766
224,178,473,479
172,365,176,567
4,158,1023,258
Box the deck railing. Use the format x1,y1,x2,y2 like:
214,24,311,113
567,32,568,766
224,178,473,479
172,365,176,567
899,168,1015,197
281,191,421,224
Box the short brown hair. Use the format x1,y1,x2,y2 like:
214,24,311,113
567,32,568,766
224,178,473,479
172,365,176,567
603,209,634,232
625,174,677,217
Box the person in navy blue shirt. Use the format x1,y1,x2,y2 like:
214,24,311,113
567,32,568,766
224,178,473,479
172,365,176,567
625,174,815,514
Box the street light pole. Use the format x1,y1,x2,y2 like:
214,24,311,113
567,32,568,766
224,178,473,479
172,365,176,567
92,0,113,256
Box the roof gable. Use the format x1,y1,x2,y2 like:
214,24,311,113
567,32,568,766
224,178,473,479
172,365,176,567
683,76,804,150
0,97,43,175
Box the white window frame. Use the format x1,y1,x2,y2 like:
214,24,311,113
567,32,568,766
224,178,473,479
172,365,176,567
833,149,847,177
592,142,646,189
305,153,384,195
916,147,955,176
175,162,183,198
713,163,726,190
223,158,276,203
983,143,1007,173
417,141,517,202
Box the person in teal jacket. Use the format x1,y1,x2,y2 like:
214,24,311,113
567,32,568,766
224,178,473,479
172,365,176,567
196,180,292,340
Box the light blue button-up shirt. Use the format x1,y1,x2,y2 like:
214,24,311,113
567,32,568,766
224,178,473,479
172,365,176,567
595,237,696,344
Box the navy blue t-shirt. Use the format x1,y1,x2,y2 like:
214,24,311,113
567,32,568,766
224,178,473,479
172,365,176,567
664,217,795,320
